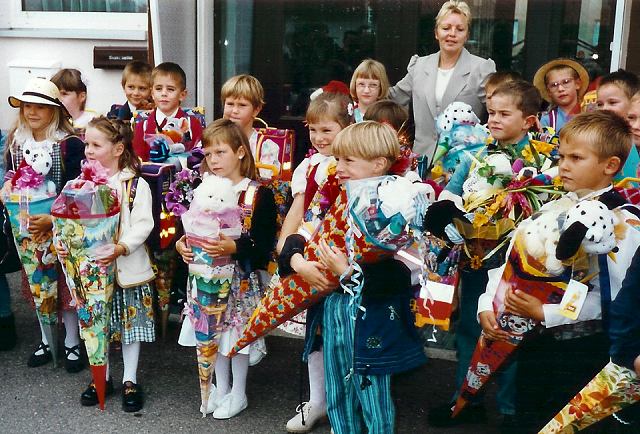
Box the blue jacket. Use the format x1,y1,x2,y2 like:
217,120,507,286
302,258,427,376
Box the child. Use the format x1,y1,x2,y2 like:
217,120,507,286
363,99,408,131
132,62,203,160
50,68,97,130
479,111,640,431
628,91,640,147
278,90,353,433
597,70,640,179
56,116,155,411
596,69,639,115
280,121,426,433
349,59,390,122
428,80,543,429
107,61,153,121
534,58,589,131
176,119,277,419
4,78,84,372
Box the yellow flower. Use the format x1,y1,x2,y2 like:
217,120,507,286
142,295,153,308
127,306,137,318
531,139,555,156
521,147,536,164
473,212,490,228
553,176,563,188
470,255,483,269
431,163,444,179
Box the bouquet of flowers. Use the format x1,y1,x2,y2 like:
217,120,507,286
3,140,59,364
51,160,120,410
180,174,243,415
165,168,201,217
229,175,431,356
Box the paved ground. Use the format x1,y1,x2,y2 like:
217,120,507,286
0,271,503,434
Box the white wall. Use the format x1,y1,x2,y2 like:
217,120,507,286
0,37,147,131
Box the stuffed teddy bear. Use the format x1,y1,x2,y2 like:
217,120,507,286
519,208,565,275
11,140,56,195
377,175,433,231
461,153,513,201
182,174,242,239
433,102,488,169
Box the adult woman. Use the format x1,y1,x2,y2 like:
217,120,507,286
389,0,495,171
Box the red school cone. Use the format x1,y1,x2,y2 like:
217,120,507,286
90,364,108,410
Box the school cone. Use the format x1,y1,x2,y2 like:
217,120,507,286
4,196,59,367
539,361,640,433
91,365,109,410
452,234,574,417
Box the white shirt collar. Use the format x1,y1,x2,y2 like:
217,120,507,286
127,101,136,113
156,107,180,125
232,177,252,196
565,185,613,201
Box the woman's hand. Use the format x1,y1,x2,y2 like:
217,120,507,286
28,214,53,237
317,240,349,277
176,235,194,264
203,233,237,258
96,244,126,266
479,311,510,342
291,253,331,292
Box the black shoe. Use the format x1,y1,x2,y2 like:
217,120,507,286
0,314,17,351
27,342,52,367
64,345,85,374
427,402,487,427
122,381,144,413
80,377,114,406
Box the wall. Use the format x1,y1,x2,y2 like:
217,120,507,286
0,37,147,131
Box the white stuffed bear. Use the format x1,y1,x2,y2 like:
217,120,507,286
182,174,241,239
377,175,432,225
434,102,486,165
519,210,565,275
23,140,53,176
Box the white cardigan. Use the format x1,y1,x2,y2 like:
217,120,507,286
110,168,156,288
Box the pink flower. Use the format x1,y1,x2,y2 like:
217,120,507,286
14,165,45,189
80,160,109,184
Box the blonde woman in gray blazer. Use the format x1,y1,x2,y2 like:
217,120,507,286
389,1,495,168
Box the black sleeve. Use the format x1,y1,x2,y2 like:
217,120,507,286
233,186,277,271
609,246,640,370
62,136,85,184
278,234,306,277
358,257,412,299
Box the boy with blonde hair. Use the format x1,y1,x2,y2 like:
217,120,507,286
479,111,640,431
108,60,153,121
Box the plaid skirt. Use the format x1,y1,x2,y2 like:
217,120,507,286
109,282,156,345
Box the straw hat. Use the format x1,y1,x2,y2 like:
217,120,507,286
8,78,68,115
533,59,590,103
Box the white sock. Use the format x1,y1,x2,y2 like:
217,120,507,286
308,350,326,408
215,354,232,399
106,360,110,380
122,341,140,384
231,353,249,399
62,310,80,360
35,321,49,355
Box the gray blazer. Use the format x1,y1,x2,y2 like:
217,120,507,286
389,48,495,162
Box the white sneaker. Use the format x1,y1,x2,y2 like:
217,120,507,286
212,393,248,419
286,402,328,433
199,385,224,415
249,338,267,366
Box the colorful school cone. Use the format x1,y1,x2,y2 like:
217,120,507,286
53,215,119,410
539,361,640,433
4,195,59,367
51,159,121,410
452,233,574,417
230,176,430,356
185,261,234,415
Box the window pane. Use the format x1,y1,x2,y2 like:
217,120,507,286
22,0,148,13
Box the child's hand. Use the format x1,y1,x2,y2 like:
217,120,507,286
28,214,53,236
634,355,640,377
504,289,544,321
96,244,125,266
317,240,349,277
203,233,237,258
55,240,69,259
479,311,510,342
291,253,332,292
176,235,194,263
0,180,12,200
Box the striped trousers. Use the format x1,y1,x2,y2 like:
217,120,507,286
323,292,395,434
